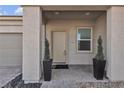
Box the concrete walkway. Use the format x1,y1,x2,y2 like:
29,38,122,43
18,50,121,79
0,66,21,87
41,65,108,88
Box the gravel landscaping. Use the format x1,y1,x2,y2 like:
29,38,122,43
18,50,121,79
79,82,124,88
41,81,124,88
2,74,42,88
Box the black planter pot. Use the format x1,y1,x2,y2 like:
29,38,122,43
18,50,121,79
43,59,52,81
93,58,106,80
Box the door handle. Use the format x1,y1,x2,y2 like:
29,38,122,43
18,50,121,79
64,50,66,55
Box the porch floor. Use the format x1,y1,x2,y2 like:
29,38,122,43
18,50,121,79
41,65,108,88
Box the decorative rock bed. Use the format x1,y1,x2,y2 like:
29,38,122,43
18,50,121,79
41,81,124,88
2,74,42,88
79,81,124,88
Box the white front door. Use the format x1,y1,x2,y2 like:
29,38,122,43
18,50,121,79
52,31,66,63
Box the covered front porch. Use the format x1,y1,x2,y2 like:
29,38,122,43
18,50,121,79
23,6,124,83
41,9,107,81
43,10,107,65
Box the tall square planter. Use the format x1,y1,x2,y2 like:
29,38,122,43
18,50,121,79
93,58,106,80
43,59,52,81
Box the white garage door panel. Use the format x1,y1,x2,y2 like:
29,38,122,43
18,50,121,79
0,34,22,67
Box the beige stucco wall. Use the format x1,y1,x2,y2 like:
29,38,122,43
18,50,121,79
0,17,22,33
46,14,106,65
94,14,107,59
107,7,124,81
0,26,22,33
23,6,42,83
0,17,22,67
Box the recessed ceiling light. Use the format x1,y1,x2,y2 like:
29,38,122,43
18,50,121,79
85,12,90,16
54,12,60,15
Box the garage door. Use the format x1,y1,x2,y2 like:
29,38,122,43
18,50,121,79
0,33,22,67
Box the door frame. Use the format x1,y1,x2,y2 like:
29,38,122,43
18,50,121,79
51,31,69,64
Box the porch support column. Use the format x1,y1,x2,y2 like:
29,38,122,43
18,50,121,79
23,6,42,83
107,6,124,81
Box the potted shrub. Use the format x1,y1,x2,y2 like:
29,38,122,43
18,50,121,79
43,37,52,81
93,36,106,80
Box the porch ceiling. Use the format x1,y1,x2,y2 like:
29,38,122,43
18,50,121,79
44,11,106,20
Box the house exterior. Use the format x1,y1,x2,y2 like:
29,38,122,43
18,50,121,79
0,5,124,83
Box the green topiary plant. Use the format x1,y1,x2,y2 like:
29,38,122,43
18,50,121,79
43,37,52,81
95,36,104,61
44,37,50,61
